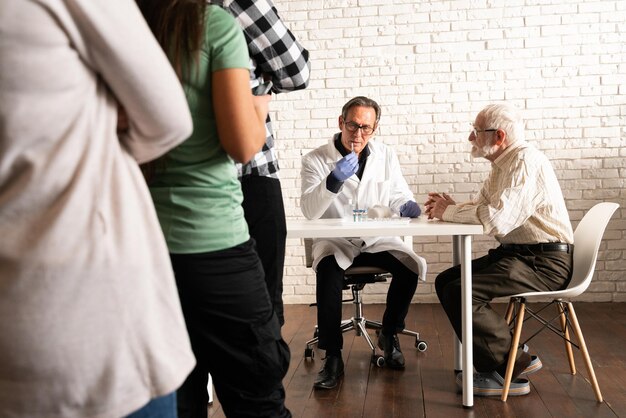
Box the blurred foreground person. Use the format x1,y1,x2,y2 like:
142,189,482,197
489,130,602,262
0,0,196,417
212,0,311,327
136,0,291,416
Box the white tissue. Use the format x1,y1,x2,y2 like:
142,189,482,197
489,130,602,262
367,205,392,219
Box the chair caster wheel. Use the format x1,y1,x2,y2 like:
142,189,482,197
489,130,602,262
372,354,385,367
304,347,314,359
415,340,428,352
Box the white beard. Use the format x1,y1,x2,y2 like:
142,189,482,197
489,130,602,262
471,143,499,159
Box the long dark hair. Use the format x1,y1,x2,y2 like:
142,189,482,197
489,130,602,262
135,0,206,80
135,0,206,182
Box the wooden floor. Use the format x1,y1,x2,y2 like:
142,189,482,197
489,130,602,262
208,302,626,417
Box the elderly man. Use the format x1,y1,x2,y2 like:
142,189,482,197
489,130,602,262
425,103,574,397
301,96,426,390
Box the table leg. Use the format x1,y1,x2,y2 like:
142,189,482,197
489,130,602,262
460,235,473,408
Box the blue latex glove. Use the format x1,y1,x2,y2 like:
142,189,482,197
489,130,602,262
331,152,358,181
400,201,421,218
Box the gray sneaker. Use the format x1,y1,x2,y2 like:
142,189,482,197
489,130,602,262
456,371,530,397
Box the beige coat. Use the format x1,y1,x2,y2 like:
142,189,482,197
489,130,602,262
0,1,195,417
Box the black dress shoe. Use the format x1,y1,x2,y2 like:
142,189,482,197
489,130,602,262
378,331,405,369
313,355,344,390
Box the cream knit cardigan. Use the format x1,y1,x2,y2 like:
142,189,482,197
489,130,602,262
0,1,196,416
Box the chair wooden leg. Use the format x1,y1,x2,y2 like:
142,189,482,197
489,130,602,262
567,302,603,403
557,302,576,375
502,300,525,402
504,299,515,325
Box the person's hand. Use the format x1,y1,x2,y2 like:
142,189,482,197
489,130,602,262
252,93,271,123
331,152,358,181
425,192,455,220
400,200,421,218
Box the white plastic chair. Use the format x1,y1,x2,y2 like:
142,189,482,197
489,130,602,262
501,202,619,402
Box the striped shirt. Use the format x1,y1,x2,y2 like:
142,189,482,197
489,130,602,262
212,0,310,179
442,141,574,244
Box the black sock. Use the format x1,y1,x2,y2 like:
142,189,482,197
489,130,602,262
496,351,531,379
495,360,508,377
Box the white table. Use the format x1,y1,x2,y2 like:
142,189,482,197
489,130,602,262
286,217,483,408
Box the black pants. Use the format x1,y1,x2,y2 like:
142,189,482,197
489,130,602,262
241,176,287,326
171,239,291,418
435,245,572,372
316,252,419,352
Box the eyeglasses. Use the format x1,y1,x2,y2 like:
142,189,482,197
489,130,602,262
344,121,375,136
470,125,497,137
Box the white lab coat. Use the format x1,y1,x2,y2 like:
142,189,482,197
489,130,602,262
301,136,427,279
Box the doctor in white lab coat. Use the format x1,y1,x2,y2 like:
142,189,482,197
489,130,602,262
300,96,426,390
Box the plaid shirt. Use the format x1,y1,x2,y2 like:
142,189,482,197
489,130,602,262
211,0,310,178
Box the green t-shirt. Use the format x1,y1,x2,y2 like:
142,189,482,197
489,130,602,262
149,6,251,253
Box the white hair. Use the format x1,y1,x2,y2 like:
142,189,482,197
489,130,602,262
478,103,525,144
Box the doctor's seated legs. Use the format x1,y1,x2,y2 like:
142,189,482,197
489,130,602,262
313,252,420,389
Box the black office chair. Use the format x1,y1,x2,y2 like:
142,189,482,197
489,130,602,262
302,238,427,367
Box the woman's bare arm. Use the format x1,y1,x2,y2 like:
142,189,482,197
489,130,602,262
212,68,270,163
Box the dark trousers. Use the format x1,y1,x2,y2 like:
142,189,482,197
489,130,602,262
316,252,420,352
241,176,287,326
170,239,291,418
435,245,572,372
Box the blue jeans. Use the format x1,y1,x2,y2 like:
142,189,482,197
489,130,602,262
125,392,176,418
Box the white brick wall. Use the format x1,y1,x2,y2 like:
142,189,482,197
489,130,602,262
269,0,626,304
